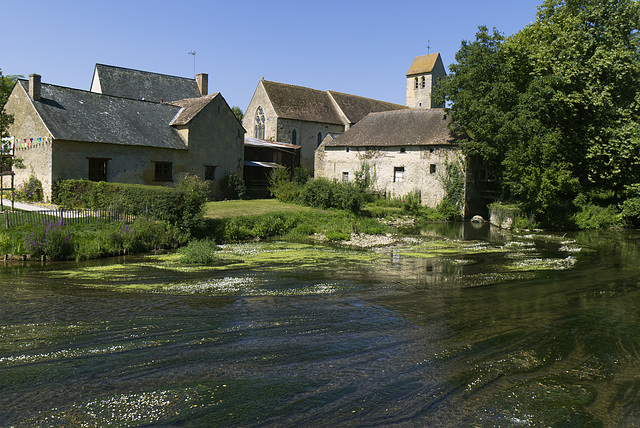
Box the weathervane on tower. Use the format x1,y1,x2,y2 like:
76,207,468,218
427,40,431,55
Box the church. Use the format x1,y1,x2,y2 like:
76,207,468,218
315,53,474,214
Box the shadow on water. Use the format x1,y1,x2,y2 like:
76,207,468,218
1,226,640,426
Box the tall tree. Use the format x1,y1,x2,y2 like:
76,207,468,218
0,69,18,140
435,0,640,227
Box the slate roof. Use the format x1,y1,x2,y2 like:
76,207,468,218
169,93,220,126
92,64,201,102
261,80,406,125
19,80,187,150
406,53,441,76
325,109,457,147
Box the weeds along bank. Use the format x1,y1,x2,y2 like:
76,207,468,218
0,174,465,262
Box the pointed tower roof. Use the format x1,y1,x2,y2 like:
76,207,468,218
406,53,442,76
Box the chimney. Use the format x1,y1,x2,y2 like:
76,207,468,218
29,74,41,101
196,73,208,96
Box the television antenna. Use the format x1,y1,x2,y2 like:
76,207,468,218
188,50,196,76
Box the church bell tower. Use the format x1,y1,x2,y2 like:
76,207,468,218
406,52,446,109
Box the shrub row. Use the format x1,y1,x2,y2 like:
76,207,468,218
52,176,208,231
270,177,365,213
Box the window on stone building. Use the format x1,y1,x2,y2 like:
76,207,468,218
414,77,419,89
154,161,173,182
400,147,406,153
394,166,404,182
430,164,436,174
292,129,298,144
204,165,216,181
317,132,323,147
342,172,349,182
255,106,265,139
421,76,426,89
88,158,109,182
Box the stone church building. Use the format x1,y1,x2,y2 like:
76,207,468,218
315,53,474,214
242,79,407,172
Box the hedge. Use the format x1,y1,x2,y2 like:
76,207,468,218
52,179,205,229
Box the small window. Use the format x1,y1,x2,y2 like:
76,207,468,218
346,147,350,153
394,167,404,182
204,165,216,180
292,129,298,144
342,172,349,182
88,158,109,182
154,161,173,182
317,132,323,147
414,77,419,89
400,147,406,153
421,76,426,89
430,164,436,174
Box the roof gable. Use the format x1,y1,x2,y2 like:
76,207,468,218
326,109,457,147
92,64,201,102
169,93,220,126
18,80,186,150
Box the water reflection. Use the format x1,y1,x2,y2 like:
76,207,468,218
1,226,639,426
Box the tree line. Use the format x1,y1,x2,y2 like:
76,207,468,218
434,0,640,228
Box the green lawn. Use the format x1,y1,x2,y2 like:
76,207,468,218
204,199,321,219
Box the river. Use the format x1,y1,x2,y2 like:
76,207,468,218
1,224,639,427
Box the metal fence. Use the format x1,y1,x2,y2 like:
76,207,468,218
0,208,136,229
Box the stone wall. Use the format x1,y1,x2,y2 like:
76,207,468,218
316,143,463,208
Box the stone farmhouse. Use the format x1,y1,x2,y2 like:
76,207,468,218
315,53,475,214
242,79,407,172
3,66,244,201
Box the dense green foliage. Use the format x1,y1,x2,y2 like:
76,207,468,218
52,176,209,231
0,69,18,139
178,238,221,264
434,0,640,228
269,171,365,213
204,210,389,244
15,175,44,202
220,172,246,200
0,218,188,260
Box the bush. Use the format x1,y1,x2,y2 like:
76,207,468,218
25,219,74,260
221,172,246,200
573,203,622,230
179,239,220,264
15,175,43,202
301,178,364,213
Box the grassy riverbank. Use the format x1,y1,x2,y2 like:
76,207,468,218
0,199,403,261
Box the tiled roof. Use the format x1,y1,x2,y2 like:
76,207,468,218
19,80,187,150
325,109,457,147
327,91,406,124
406,53,441,76
169,93,220,126
92,64,201,102
261,80,344,125
261,80,408,126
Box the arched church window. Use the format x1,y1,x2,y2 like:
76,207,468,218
254,107,265,139
292,129,298,144
421,76,426,89
414,77,419,89
317,132,323,147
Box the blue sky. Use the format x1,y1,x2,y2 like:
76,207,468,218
3,0,543,110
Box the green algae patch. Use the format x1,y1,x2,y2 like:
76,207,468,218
398,238,504,259
42,242,382,294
